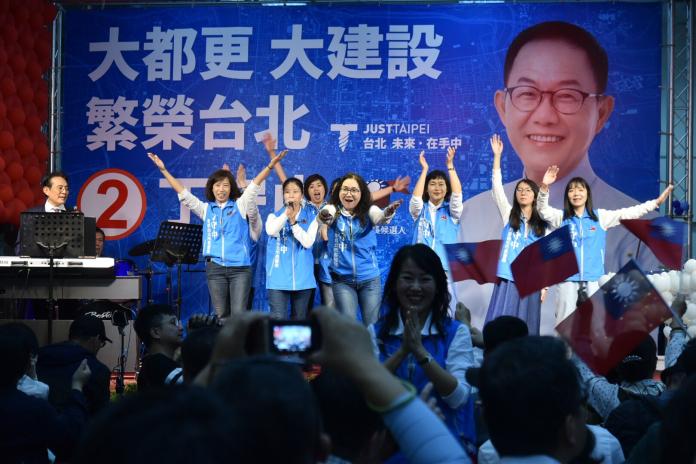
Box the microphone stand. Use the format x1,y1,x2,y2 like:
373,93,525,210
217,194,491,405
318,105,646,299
37,241,68,344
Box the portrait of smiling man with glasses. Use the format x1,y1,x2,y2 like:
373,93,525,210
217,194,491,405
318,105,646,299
457,21,659,332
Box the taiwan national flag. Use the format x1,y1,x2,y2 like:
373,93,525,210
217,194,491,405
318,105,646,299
556,260,671,375
511,225,579,297
444,240,501,284
621,217,686,269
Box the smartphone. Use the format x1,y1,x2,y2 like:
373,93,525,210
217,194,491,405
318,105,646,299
268,320,321,355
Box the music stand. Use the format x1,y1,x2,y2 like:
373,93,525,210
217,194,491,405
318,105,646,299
19,212,86,342
20,211,86,258
151,221,202,319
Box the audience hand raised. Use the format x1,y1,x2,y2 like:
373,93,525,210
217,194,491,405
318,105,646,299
71,359,92,391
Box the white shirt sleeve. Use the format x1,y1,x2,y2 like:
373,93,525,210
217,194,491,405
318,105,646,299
291,217,319,249
441,324,475,409
449,192,464,223
410,195,424,220
536,189,564,229
235,181,262,219
597,199,658,230
370,204,396,225
247,202,262,242
265,212,287,237
491,169,512,223
177,189,208,220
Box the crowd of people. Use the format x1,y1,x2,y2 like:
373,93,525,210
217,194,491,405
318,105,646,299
0,19,691,463
2,247,696,463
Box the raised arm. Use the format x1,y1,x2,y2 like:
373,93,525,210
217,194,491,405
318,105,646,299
371,175,411,202
309,307,469,464
445,146,462,196
412,150,428,200
536,165,564,228
251,149,287,187
148,152,185,194
490,134,512,221
262,133,288,183
410,151,429,220
598,184,673,229
446,147,464,222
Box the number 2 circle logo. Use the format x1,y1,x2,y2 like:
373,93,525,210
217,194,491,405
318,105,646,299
77,169,147,240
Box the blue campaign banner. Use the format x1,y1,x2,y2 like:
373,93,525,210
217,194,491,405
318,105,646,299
60,3,661,318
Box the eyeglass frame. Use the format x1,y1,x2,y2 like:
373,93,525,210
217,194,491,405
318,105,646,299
340,187,361,195
504,85,604,115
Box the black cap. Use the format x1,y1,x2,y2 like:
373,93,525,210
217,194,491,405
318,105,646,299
69,315,112,343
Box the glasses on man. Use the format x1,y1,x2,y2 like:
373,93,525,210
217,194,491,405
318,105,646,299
340,187,360,195
505,86,603,115
52,185,69,192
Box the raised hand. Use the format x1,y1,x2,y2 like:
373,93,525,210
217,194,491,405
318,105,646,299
490,134,503,159
418,150,428,171
446,146,456,167
147,152,166,171
656,184,674,206
222,163,231,172
71,358,92,391
236,164,248,189
269,149,288,167
392,175,411,194
384,199,403,216
262,132,277,155
402,309,424,354
542,165,559,187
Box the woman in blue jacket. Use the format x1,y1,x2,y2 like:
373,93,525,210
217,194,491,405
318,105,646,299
148,150,286,318
485,134,548,334
370,244,477,456
318,173,402,325
538,164,672,323
265,177,319,319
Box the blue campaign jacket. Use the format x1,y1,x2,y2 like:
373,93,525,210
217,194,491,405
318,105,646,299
373,318,476,446
412,201,459,271
563,210,607,282
266,206,317,291
203,201,252,267
497,220,544,281
328,212,380,282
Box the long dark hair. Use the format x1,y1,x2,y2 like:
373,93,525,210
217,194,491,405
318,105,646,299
329,173,372,226
205,170,241,202
562,177,598,221
422,170,451,204
509,179,547,237
378,244,450,351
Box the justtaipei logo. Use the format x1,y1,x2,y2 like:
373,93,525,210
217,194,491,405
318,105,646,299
330,123,358,152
